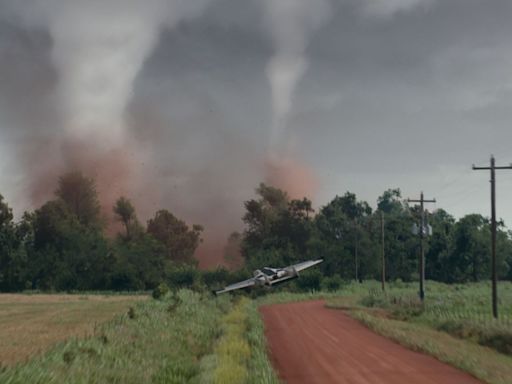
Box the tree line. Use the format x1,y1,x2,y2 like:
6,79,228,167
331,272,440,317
1,175,512,293
0,172,203,292
240,184,512,288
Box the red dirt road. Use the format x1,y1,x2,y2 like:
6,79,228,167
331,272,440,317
260,301,482,384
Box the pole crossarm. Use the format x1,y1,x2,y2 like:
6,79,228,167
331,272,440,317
472,155,512,319
473,165,512,171
408,199,436,203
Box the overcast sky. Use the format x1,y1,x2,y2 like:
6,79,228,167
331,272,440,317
2,0,512,241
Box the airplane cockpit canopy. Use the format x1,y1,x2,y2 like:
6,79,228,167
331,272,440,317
261,267,276,276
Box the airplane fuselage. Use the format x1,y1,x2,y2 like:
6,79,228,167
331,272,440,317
253,267,297,286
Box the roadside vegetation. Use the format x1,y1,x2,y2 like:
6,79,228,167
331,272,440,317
199,297,279,384
0,290,278,384
327,280,512,384
1,282,511,383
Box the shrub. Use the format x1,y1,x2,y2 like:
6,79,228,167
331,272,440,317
479,331,512,355
436,320,478,339
127,306,136,319
296,270,322,292
321,275,344,292
390,296,424,320
166,267,199,289
360,290,389,308
202,268,230,289
436,320,512,356
152,282,170,299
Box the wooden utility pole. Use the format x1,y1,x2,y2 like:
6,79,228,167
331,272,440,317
380,211,385,292
354,219,359,282
472,155,512,319
407,192,436,302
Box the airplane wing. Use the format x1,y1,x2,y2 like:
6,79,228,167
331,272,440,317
215,277,257,295
288,259,324,272
268,274,299,286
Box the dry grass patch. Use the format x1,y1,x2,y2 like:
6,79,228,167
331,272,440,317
0,293,146,366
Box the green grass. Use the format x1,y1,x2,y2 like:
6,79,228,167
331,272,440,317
0,293,145,367
327,280,512,321
245,300,280,384
0,289,281,384
0,290,231,383
212,298,251,384
195,297,280,384
345,281,512,353
351,310,512,384
326,280,512,384
6,281,511,383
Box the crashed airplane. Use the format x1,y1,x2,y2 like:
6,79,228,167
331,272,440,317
215,259,323,295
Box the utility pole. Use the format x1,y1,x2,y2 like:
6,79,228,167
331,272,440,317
380,211,385,292
407,192,436,302
354,219,359,282
472,155,512,319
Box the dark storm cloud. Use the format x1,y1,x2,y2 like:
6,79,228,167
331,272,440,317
127,5,273,231
294,0,512,161
2,0,512,255
0,15,58,138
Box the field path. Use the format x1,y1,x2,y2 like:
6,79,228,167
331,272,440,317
260,300,482,384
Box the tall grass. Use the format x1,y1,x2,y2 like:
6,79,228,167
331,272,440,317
0,290,231,384
197,297,279,384
328,280,512,323
245,300,280,384
212,298,251,384
352,281,512,352
351,310,512,384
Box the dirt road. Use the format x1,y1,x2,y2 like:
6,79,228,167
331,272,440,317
260,300,482,384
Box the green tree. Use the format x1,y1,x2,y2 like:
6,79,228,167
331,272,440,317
442,214,511,283
374,189,417,281
0,193,13,227
29,199,111,290
313,193,377,281
242,183,314,269
147,210,203,265
113,197,139,240
55,171,102,228
111,233,167,290
0,194,27,291
425,209,455,281
377,188,404,214
444,214,490,282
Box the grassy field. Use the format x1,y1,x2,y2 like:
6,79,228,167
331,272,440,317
1,282,512,383
326,280,512,384
0,293,146,367
0,290,278,384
